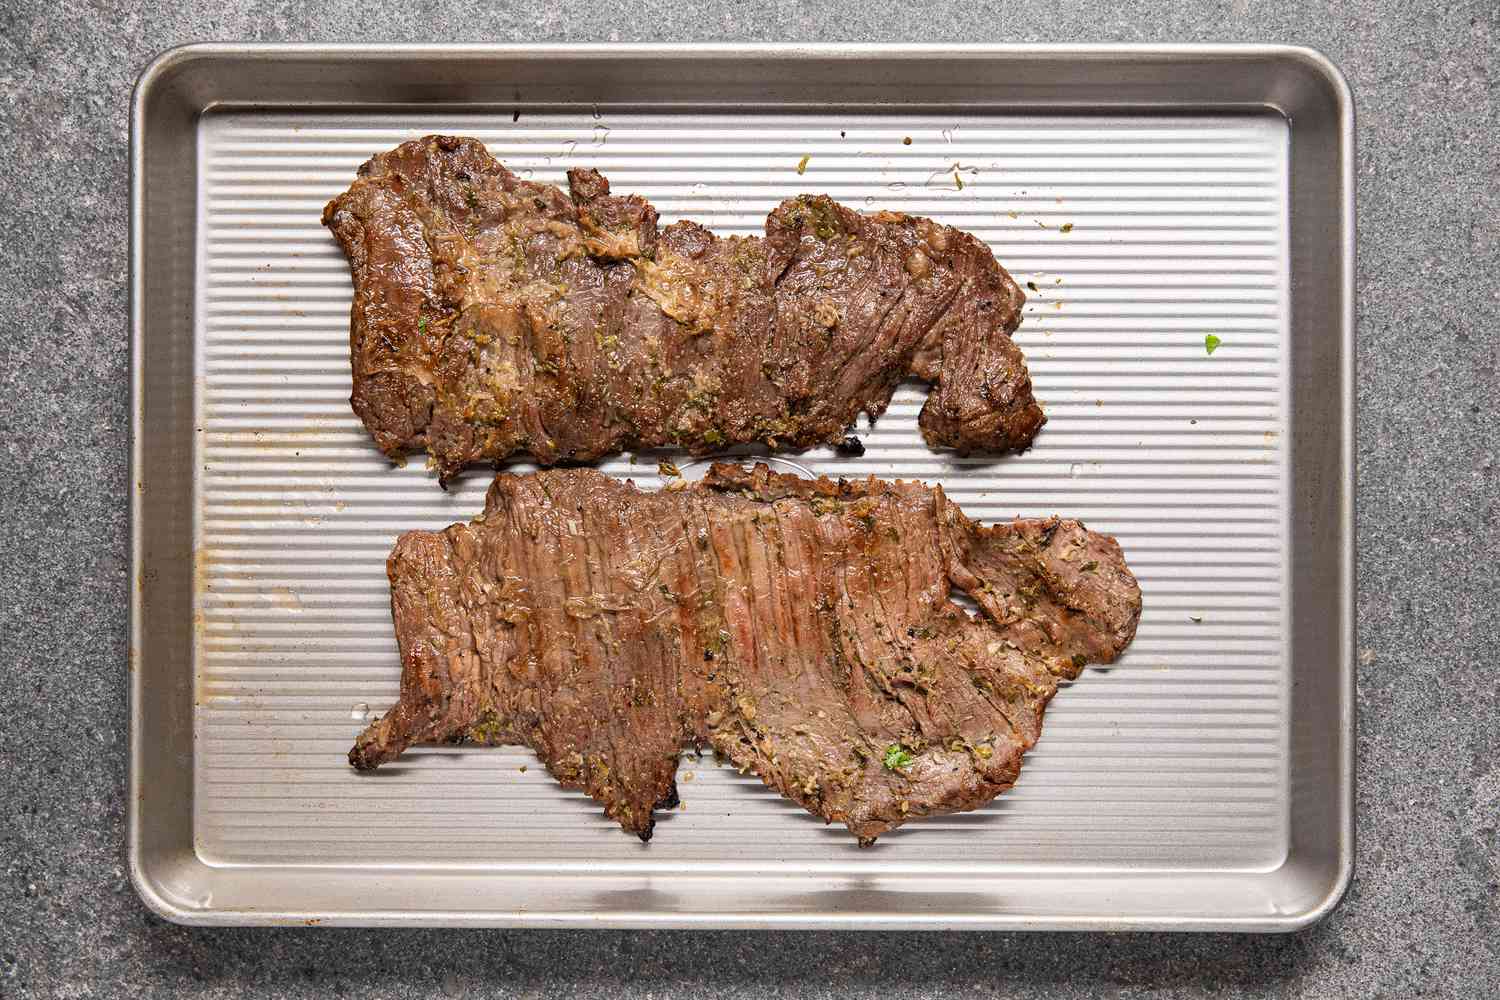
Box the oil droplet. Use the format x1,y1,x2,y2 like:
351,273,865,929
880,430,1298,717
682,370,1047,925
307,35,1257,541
924,165,964,191
592,104,603,120
541,155,551,166
1069,464,1083,478
887,181,906,191
591,124,610,146
561,140,577,157
864,196,875,206
941,128,954,143
520,169,534,178
351,702,370,721
692,182,707,192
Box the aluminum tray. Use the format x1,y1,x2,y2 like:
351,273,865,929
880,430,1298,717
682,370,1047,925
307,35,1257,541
129,43,1353,930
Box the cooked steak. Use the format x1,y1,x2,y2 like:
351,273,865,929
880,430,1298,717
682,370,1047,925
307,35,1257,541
349,464,1140,843
323,136,1044,483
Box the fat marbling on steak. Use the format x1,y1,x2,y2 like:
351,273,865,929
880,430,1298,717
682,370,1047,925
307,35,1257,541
349,464,1140,843
322,136,1044,483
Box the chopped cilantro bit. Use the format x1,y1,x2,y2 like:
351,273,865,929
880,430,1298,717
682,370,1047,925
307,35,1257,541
796,155,810,175
417,314,428,334
882,745,914,770
702,428,725,446
1204,334,1222,355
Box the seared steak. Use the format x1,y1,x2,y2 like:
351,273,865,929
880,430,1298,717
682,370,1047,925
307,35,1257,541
323,136,1044,483
350,464,1140,843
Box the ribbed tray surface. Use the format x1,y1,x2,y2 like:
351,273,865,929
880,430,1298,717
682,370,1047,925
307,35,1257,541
194,110,1289,871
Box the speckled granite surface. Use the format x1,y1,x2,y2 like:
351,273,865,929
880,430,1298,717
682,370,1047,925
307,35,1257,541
1,2,1496,997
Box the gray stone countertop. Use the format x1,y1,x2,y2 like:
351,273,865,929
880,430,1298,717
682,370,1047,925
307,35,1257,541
1,2,1495,997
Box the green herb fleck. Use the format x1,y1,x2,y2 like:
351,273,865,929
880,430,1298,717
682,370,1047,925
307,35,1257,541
1071,653,1088,669
1080,560,1098,573
796,155,810,175
882,745,914,770
658,460,682,478
418,314,428,335
1205,334,1222,355
702,428,725,446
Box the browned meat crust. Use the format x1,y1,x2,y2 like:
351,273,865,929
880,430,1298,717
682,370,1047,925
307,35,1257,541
349,464,1141,843
322,136,1044,483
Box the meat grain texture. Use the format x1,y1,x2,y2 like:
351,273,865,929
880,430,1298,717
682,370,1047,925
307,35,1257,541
323,136,1044,483
350,464,1141,843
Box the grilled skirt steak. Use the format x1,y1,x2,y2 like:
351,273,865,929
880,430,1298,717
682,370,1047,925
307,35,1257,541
349,464,1141,843
323,136,1044,483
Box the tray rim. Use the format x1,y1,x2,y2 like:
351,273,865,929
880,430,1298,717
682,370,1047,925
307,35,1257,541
128,41,1354,931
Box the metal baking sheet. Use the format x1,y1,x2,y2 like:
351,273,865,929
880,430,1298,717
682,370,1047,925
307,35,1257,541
129,44,1353,930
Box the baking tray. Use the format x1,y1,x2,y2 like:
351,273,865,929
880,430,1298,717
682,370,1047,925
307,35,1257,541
129,43,1353,930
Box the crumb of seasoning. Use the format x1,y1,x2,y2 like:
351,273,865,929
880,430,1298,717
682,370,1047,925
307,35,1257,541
796,155,810,175
1055,277,1062,284
681,771,695,782
1036,220,1049,229
658,460,682,478
1190,418,1198,425
1189,615,1204,623
1096,399,1104,407
882,745,914,770
519,765,528,773
840,130,847,138
902,136,912,145
512,109,520,122
835,435,866,457
1026,281,1039,292
1007,210,1019,219
953,169,964,190
1205,333,1223,355
1059,222,1074,233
